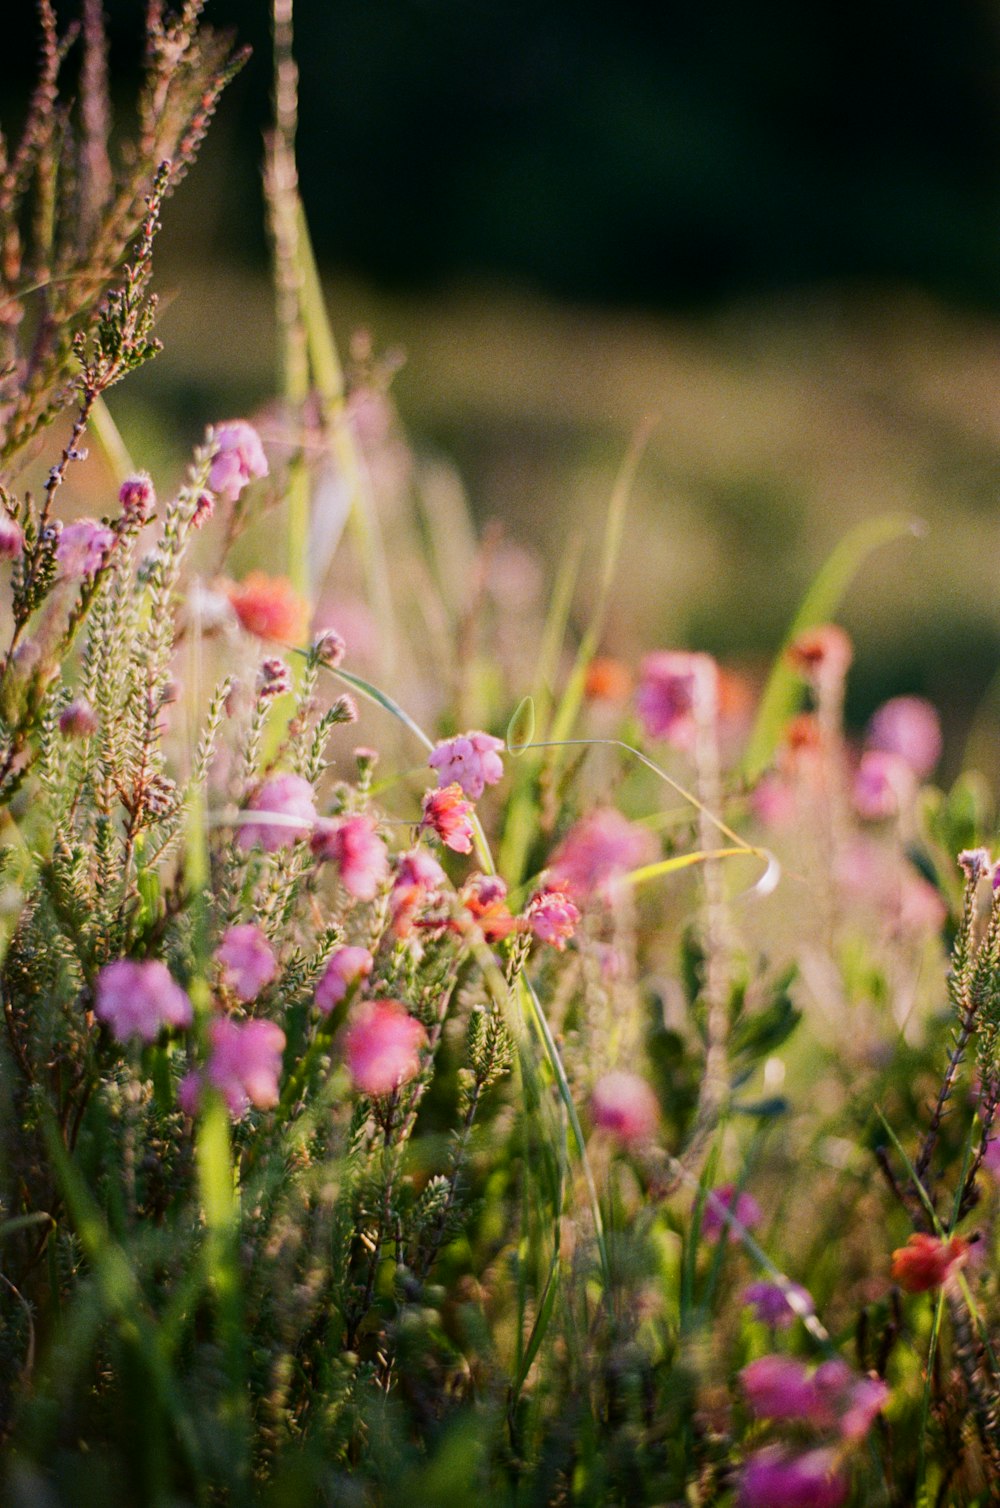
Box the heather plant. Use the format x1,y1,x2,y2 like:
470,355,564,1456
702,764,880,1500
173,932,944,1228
5,6,1000,1508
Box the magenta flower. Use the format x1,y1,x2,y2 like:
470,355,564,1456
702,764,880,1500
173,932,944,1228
590,1071,660,1145
256,657,293,700
701,1183,762,1243
312,627,346,667
214,924,277,1002
311,814,389,900
853,749,916,820
428,730,504,800
208,420,269,502
526,883,580,950
867,694,942,779
343,999,428,1095
95,959,193,1043
635,650,718,750
237,773,317,852
738,1447,847,1508
202,1017,285,1117
742,1280,814,1329
56,519,115,579
838,1374,890,1441
59,698,98,738
550,808,655,901
420,782,476,853
118,473,155,523
741,1355,825,1425
0,515,23,559
391,848,448,936
315,945,374,1015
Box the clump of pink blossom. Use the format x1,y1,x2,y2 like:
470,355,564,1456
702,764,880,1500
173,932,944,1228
208,420,268,502
391,848,447,936
237,773,317,852
0,515,24,559
853,749,916,820
315,946,374,1015
95,959,193,1043
741,1354,888,1440
214,924,277,1002
344,999,427,1095
56,519,115,579
590,1071,660,1145
311,814,389,900
118,473,155,523
184,1017,286,1118
738,1446,847,1508
526,883,580,949
701,1183,762,1243
59,699,98,738
550,808,655,901
867,694,942,778
420,782,476,853
635,650,718,750
428,730,504,800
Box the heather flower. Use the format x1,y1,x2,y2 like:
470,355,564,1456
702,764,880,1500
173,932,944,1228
392,848,448,936
635,650,718,750
59,698,98,738
214,924,277,1002
315,946,374,1014
95,959,193,1043
584,656,632,702
550,808,655,901
852,749,916,820
237,773,317,852
312,814,389,900
867,694,942,778
56,519,115,578
742,1280,814,1328
191,490,215,528
118,472,155,522
203,1017,285,1117
738,1447,847,1508
741,1355,823,1424
226,572,310,644
421,782,476,853
428,730,504,800
891,1231,970,1292
256,657,293,699
460,872,517,942
958,847,991,883
343,999,427,1095
0,515,24,559
526,882,580,949
750,772,796,828
786,623,853,687
590,1071,660,1145
312,627,346,667
838,1375,890,1441
208,419,268,501
701,1183,762,1243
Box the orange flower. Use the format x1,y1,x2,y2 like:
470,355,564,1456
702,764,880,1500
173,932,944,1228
786,623,853,685
226,572,309,644
890,1232,969,1293
584,657,632,703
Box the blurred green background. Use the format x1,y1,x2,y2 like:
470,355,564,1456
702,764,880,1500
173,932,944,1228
7,1,1000,771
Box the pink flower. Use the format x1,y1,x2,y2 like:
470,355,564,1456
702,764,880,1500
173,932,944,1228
750,772,796,829
786,623,853,688
550,808,655,901
208,420,268,502
311,814,389,900
459,872,517,942
428,730,504,800
257,657,293,699
701,1184,762,1243
741,1355,824,1425
0,515,23,559
867,695,942,779
853,749,916,820
421,783,476,853
203,1016,285,1117
635,650,718,750
392,848,448,936
214,924,277,1002
344,999,427,1095
237,773,317,852
742,1280,814,1328
590,1071,660,1145
526,883,580,949
95,959,193,1043
315,945,374,1015
838,1375,890,1441
59,698,98,738
738,1447,847,1508
312,627,346,667
118,473,155,523
56,519,115,579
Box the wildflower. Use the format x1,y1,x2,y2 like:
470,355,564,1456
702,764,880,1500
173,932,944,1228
56,519,115,578
958,847,991,883
742,1280,814,1328
208,419,268,501
118,472,155,523
750,771,796,828
202,1017,285,1117
95,959,193,1043
838,1374,890,1441
786,623,853,687
852,749,915,820
421,782,476,853
584,656,632,702
191,490,215,528
460,872,517,942
226,572,310,644
778,712,824,777
237,773,317,852
890,1231,970,1292
344,999,427,1095
738,1447,847,1508
256,656,293,699
590,1071,660,1145
214,924,277,1002
0,515,23,559
312,814,389,900
635,650,718,750
428,730,504,800
526,882,580,949
392,848,448,936
59,698,98,738
315,946,374,1014
867,694,942,779
550,808,654,901
701,1183,762,1243
312,627,346,667
741,1355,823,1424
